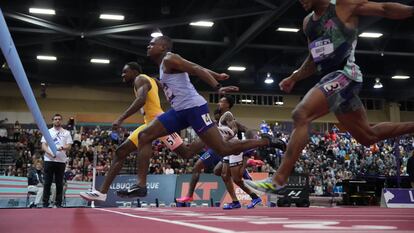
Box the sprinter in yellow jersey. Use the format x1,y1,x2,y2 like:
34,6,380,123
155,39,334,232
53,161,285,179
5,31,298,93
80,62,201,202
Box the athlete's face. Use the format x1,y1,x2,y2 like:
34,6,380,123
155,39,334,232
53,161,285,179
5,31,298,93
147,38,164,57
121,65,137,83
218,97,230,112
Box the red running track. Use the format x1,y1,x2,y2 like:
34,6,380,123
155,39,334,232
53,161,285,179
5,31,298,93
1,207,414,233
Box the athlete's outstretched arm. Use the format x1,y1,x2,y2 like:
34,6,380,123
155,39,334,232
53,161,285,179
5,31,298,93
163,53,221,89
337,0,413,20
113,76,151,129
205,69,230,81
354,1,413,19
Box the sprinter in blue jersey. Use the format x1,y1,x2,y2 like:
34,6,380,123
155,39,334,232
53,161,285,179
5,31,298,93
116,36,286,197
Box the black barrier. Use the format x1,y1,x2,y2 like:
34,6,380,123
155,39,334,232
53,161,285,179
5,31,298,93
278,173,310,207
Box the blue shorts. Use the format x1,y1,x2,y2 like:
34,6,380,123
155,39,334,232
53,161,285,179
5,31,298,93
199,149,221,169
157,104,214,135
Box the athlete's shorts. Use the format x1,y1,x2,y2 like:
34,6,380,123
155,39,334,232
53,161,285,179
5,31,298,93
228,152,243,167
199,149,221,169
222,156,229,164
221,153,243,167
316,71,363,115
128,124,183,151
157,104,214,135
220,149,252,166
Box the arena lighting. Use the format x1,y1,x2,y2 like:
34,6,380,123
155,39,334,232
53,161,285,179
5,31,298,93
189,21,214,27
373,78,383,88
240,99,254,103
275,101,284,105
29,8,55,15
36,55,57,61
227,66,246,71
264,72,274,84
276,27,300,32
392,75,410,80
359,32,383,38
90,58,110,64
151,31,163,38
99,14,125,21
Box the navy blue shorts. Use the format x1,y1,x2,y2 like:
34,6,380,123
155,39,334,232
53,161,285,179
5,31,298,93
157,104,214,135
199,149,222,169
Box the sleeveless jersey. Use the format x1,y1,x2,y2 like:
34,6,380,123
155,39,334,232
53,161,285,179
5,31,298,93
159,59,206,111
133,74,163,124
304,3,362,82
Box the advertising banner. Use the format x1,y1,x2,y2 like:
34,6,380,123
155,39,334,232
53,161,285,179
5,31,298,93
175,173,269,207
95,175,177,207
381,188,414,208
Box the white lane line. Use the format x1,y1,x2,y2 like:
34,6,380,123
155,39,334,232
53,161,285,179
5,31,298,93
237,231,412,233
180,219,413,223
96,208,236,233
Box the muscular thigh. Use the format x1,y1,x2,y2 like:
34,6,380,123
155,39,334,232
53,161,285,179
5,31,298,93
128,124,147,147
139,119,170,143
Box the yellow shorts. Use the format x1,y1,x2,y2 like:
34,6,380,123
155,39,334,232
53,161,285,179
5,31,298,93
128,124,183,150
128,124,147,147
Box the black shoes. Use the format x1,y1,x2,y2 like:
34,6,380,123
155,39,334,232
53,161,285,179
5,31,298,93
116,184,148,198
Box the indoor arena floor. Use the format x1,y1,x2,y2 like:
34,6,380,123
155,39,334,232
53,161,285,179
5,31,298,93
1,207,414,233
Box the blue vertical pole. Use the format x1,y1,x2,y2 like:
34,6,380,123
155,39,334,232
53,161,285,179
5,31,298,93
0,9,57,155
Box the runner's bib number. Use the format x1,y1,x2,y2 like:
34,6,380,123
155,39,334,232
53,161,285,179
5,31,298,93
309,38,334,62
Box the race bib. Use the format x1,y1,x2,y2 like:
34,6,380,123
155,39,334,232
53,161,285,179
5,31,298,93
201,113,213,126
159,133,183,151
309,38,334,62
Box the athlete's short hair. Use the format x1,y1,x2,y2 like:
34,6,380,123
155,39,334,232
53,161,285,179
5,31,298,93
126,62,143,73
156,36,173,52
222,95,234,109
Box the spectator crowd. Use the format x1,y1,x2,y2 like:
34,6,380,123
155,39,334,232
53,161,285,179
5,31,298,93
2,123,413,195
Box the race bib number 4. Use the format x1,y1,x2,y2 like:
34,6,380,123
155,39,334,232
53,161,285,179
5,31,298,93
310,38,334,62
201,113,213,126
